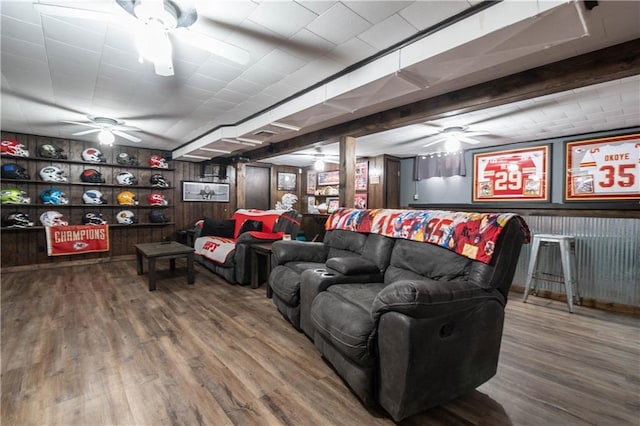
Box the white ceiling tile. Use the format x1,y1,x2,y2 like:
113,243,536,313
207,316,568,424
103,25,135,51
40,15,106,53
0,35,47,61
0,1,42,25
399,1,469,31
343,1,413,24
261,81,298,99
100,45,144,71
223,20,281,65
0,51,54,97
240,65,286,87
296,1,337,15
306,3,371,44
249,1,317,38
281,28,336,62
197,57,244,81
357,14,417,51
188,73,228,93
215,88,251,104
225,78,265,96
195,0,259,26
328,37,377,66
1,15,44,45
280,56,343,88
255,49,307,76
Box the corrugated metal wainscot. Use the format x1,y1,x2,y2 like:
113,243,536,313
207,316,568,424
512,216,640,307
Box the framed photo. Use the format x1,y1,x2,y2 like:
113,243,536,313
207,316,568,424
277,172,297,191
326,197,340,213
355,162,368,191
355,192,367,209
317,170,339,186
182,181,230,202
565,133,640,201
473,145,549,202
306,171,317,195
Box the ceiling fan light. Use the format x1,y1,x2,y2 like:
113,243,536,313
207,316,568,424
98,129,115,145
444,137,461,152
314,159,325,171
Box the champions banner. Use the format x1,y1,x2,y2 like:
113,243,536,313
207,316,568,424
45,225,110,256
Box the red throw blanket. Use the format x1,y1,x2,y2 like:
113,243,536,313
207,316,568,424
325,208,530,264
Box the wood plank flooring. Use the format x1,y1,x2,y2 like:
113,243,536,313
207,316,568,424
2,260,639,425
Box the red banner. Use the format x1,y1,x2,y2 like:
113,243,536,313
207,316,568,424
45,225,110,256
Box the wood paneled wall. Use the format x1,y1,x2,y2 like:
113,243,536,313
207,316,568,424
1,132,310,268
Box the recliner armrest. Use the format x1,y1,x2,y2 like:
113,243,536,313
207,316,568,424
372,279,504,322
271,240,327,265
326,257,379,275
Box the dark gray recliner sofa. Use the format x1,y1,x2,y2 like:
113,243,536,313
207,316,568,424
308,215,528,421
269,229,394,333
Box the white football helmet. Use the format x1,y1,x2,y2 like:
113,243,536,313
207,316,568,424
116,210,137,224
116,171,137,186
39,211,68,227
39,166,68,182
82,148,106,163
82,189,107,204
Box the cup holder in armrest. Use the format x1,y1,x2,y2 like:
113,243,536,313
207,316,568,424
314,269,326,273
322,272,336,277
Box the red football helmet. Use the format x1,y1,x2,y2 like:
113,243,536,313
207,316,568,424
1,138,29,157
148,155,168,169
148,192,168,206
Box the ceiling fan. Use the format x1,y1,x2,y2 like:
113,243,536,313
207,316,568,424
62,115,143,145
33,0,250,76
419,125,492,152
292,147,340,170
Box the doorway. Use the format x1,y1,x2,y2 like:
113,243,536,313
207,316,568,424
245,166,270,210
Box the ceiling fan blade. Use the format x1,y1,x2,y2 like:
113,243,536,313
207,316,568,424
465,129,490,136
173,27,250,65
62,120,100,128
112,130,142,142
422,138,446,149
72,129,102,136
33,3,118,22
153,52,175,77
114,125,142,132
458,136,482,145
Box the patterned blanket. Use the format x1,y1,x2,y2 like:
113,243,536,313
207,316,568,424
325,208,530,264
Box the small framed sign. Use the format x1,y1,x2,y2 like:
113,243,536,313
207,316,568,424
182,182,230,202
277,172,297,191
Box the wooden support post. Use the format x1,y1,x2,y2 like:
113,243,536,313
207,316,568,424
339,136,356,208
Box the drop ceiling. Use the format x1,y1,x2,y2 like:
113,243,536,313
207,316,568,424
1,1,639,167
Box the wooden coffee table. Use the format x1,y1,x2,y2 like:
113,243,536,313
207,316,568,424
135,241,195,291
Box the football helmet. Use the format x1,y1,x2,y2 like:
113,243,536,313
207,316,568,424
82,211,107,225
116,171,138,186
150,174,169,188
82,189,107,204
80,169,105,183
0,188,31,204
149,209,170,223
1,163,30,180
39,211,68,227
81,148,106,163
38,144,67,159
39,166,68,182
116,152,139,166
148,155,168,169
148,192,168,206
40,188,69,205
116,210,137,224
1,139,29,157
2,212,34,228
117,190,138,205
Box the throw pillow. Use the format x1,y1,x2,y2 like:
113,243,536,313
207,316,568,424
202,217,236,238
238,219,263,235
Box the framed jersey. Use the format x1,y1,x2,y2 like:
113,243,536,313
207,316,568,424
565,133,640,201
473,145,549,202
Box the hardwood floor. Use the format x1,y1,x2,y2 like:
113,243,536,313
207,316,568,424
2,260,638,425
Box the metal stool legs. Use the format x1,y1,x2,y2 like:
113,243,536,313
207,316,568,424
523,234,580,313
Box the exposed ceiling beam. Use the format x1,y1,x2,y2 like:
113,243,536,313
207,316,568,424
244,39,640,161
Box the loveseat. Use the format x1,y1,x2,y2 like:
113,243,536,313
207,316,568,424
268,208,529,421
192,209,301,285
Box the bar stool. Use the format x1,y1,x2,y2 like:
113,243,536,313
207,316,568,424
523,234,580,313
